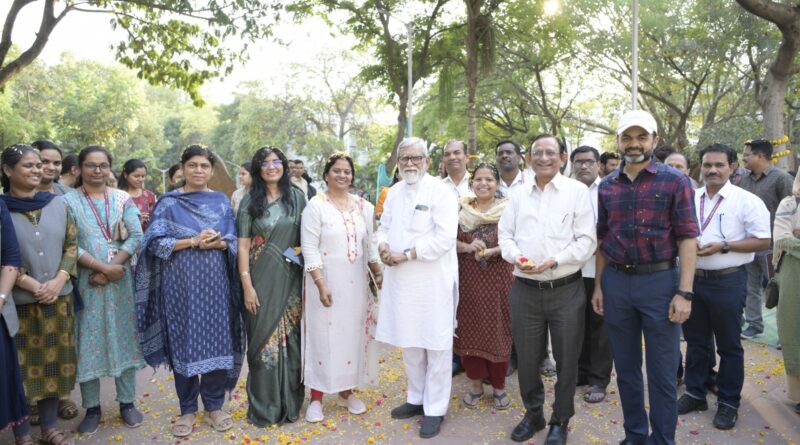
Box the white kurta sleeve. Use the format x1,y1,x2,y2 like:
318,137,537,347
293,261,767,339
553,186,597,267
376,186,395,247
301,199,325,271
361,199,380,263
414,186,458,262
498,196,522,263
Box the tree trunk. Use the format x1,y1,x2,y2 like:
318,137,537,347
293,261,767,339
760,55,794,170
464,0,482,155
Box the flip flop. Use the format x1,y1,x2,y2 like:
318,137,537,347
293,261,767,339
461,390,484,409
171,413,196,437
583,385,606,403
493,392,511,410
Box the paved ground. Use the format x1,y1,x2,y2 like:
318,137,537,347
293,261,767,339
2,337,799,445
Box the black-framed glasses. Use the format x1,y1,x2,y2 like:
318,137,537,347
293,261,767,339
84,163,110,171
398,155,425,165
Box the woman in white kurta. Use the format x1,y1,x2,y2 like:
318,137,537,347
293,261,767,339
301,154,382,423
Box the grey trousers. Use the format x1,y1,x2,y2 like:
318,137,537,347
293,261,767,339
744,251,770,333
510,276,585,424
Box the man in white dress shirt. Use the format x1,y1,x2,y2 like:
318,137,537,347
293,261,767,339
499,134,596,445
441,140,473,198
676,143,770,430
376,137,459,439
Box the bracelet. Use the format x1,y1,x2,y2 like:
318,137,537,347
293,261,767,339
190,237,198,248
240,271,250,277
313,276,324,282
17,274,27,285
0,294,6,302
59,270,71,279
88,257,96,269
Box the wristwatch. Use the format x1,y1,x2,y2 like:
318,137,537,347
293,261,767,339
676,289,694,301
404,248,413,262
721,241,730,254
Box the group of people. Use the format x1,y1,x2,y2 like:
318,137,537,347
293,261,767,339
0,107,797,445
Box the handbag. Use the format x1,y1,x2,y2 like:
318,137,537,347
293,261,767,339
765,254,783,309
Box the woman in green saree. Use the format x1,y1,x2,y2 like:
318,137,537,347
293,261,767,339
237,146,306,426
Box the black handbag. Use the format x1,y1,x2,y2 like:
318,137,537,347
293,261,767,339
765,254,782,309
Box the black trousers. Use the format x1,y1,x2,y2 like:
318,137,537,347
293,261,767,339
578,277,613,388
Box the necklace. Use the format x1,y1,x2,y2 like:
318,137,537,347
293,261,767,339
328,194,352,212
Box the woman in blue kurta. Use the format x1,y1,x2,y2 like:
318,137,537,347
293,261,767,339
62,146,144,435
0,177,27,437
135,145,244,437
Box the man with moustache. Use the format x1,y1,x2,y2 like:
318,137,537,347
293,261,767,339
500,134,596,444
441,140,473,198
496,140,526,197
376,137,458,439
31,140,70,195
593,110,699,445
599,151,620,178
677,144,770,430
571,146,613,404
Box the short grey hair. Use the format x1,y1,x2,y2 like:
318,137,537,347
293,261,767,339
397,137,429,157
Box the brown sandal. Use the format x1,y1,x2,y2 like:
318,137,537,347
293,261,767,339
205,410,233,432
57,399,79,420
171,413,196,437
40,429,75,445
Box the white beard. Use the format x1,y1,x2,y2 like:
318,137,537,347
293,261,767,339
402,169,421,184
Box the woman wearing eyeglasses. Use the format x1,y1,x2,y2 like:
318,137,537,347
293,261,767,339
238,146,307,426
135,146,244,437
62,146,144,435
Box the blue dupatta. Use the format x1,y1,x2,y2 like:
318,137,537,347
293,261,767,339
134,190,245,391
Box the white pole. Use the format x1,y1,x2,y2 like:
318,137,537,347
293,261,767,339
407,23,413,137
631,0,639,110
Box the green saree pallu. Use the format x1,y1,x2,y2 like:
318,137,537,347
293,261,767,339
238,189,306,426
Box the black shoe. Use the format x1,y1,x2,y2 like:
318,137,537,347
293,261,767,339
78,410,102,434
794,403,800,415
510,410,546,442
545,423,568,445
677,394,708,414
419,415,443,439
713,404,738,430
390,403,424,419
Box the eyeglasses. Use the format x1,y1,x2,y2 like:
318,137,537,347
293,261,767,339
185,162,212,170
398,155,425,165
573,159,597,167
262,160,283,168
84,163,111,171
531,150,561,159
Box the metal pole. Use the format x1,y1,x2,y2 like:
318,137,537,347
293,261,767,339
631,0,639,110
406,23,413,137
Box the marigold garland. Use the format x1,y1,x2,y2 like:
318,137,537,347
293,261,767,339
771,148,792,165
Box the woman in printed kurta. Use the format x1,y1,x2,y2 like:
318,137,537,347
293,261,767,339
773,172,800,413
118,159,157,232
1,145,77,445
62,146,144,435
135,146,244,437
454,163,513,410
238,146,306,426
300,154,382,423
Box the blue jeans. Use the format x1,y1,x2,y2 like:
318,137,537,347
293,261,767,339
601,265,680,445
682,269,747,408
173,370,227,415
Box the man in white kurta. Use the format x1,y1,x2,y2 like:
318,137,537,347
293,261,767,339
376,137,458,439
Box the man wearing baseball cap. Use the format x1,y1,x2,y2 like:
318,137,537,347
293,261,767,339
592,109,699,445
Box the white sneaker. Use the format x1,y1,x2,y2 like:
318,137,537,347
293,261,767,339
305,400,324,423
336,394,367,415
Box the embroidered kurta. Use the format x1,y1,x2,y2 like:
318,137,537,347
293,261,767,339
63,189,144,382
375,174,459,351
301,194,379,393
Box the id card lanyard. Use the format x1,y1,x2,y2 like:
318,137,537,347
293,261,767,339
82,187,117,261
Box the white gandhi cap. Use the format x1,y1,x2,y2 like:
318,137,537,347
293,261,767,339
617,109,658,135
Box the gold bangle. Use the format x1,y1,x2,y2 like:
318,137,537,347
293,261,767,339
17,274,27,285
190,237,198,248
240,271,250,277
313,276,324,282
59,270,71,279
88,257,96,268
